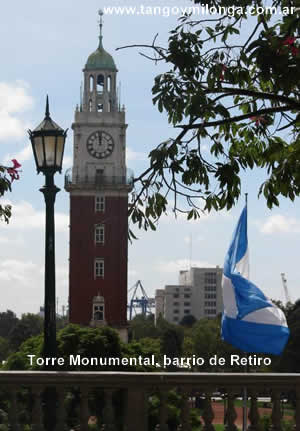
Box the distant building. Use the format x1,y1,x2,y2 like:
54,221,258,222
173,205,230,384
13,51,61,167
155,266,223,324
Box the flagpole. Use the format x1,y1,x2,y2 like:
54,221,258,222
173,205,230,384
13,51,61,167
243,193,248,431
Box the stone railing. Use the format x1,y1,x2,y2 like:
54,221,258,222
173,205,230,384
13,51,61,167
0,372,299,431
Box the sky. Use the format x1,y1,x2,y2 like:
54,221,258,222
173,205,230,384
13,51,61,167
0,1,299,316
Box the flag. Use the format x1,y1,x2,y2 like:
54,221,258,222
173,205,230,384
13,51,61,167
221,205,290,355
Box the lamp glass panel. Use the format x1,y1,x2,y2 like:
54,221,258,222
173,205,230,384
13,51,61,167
33,136,44,168
44,136,56,167
56,135,65,168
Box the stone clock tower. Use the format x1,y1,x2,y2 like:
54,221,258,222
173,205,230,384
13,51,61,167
65,12,132,341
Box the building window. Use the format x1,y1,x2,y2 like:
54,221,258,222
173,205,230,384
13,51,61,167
173,294,179,298
107,75,111,92
205,293,216,299
89,75,94,92
95,195,105,212
204,272,217,284
184,287,190,291
204,286,216,292
95,258,104,278
205,309,216,315
184,302,190,306
173,317,179,322
173,309,179,314
95,225,105,244
94,304,104,321
184,294,190,298
173,302,179,306
205,301,216,307
97,74,104,94
184,309,190,314
96,169,104,184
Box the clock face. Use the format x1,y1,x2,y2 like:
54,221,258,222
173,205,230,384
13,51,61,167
86,131,114,159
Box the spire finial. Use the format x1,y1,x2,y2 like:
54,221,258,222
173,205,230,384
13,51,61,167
45,95,50,119
98,9,104,49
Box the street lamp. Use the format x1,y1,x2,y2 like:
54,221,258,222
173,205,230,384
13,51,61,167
28,96,67,361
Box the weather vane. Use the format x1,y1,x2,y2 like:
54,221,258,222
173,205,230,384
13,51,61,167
98,10,103,35
98,9,104,47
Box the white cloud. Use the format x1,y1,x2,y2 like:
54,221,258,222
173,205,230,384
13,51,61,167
156,259,217,274
0,259,40,286
0,200,69,233
0,81,34,141
184,234,204,244
63,155,73,169
0,259,68,316
126,147,147,162
0,235,24,246
128,269,138,278
259,214,300,234
3,144,32,165
160,206,232,225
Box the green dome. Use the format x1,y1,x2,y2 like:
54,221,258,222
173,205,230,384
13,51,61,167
85,39,117,71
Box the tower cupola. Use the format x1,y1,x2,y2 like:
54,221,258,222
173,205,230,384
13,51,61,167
82,10,118,113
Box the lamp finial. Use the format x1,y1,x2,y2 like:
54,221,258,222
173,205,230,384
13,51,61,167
45,95,50,119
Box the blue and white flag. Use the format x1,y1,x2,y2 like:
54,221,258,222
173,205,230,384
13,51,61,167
221,205,290,355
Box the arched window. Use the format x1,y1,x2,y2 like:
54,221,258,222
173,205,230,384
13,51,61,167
108,100,112,112
89,100,93,112
92,295,105,322
107,76,111,92
97,74,104,94
89,75,94,92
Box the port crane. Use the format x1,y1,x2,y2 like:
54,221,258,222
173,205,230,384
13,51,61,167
127,280,155,320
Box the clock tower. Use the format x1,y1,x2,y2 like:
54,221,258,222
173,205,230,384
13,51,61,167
65,12,132,341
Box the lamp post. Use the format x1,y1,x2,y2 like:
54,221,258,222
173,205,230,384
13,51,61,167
28,96,67,361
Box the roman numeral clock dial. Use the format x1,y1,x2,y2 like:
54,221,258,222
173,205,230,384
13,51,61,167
86,131,114,159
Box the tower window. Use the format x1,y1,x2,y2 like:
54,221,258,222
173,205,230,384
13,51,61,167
95,195,105,212
97,103,103,113
95,225,105,244
107,76,111,92
92,295,105,322
89,75,94,92
97,74,104,94
96,169,104,184
89,100,93,112
95,258,104,278
93,304,104,321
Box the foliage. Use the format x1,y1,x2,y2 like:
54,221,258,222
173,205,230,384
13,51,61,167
124,0,300,234
122,337,161,371
8,313,43,351
128,314,159,340
56,324,122,370
161,325,184,370
272,300,300,372
4,324,122,371
179,314,197,327
0,310,18,339
0,338,10,363
0,160,21,223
